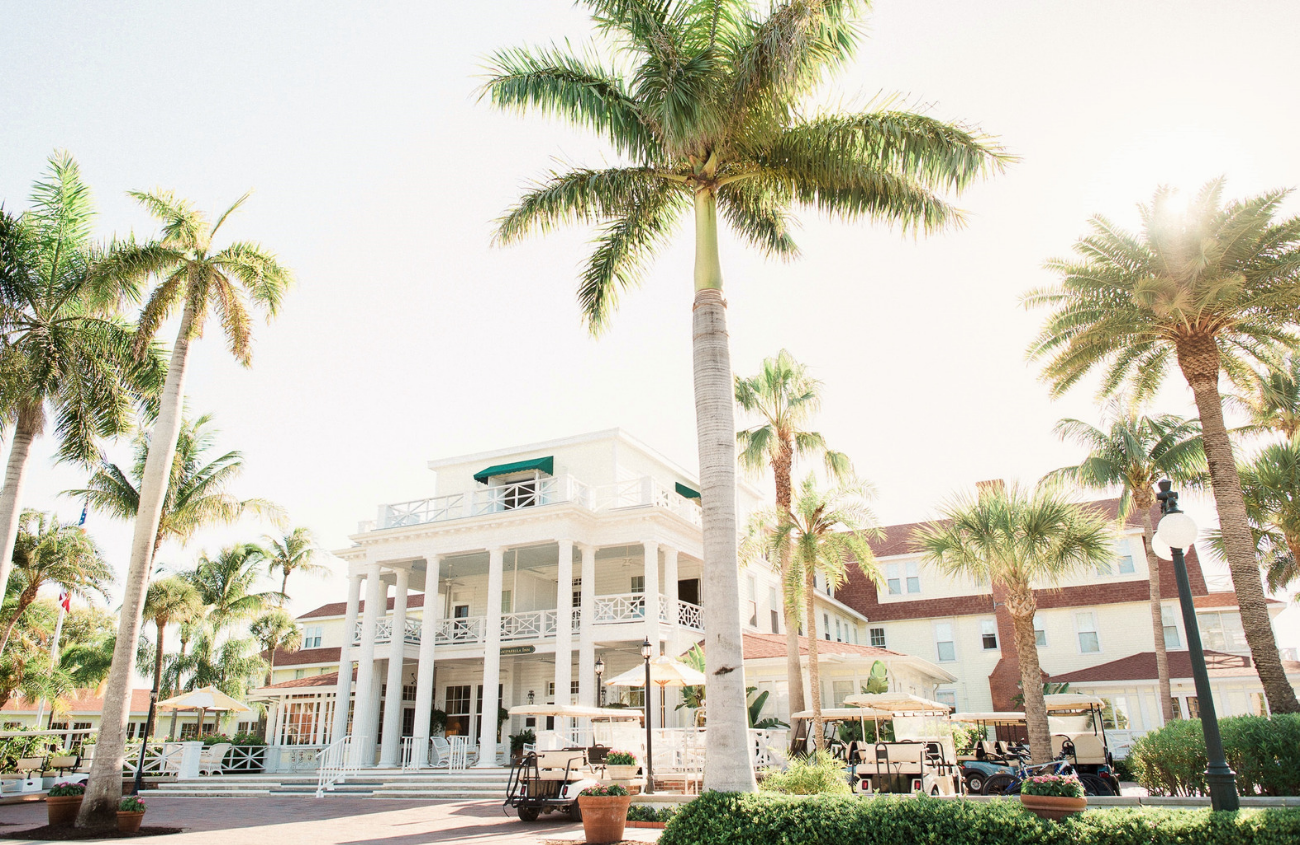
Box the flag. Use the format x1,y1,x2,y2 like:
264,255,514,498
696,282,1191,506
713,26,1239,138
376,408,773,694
59,590,71,612
78,505,88,526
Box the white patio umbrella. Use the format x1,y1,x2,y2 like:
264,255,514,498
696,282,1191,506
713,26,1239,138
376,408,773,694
157,686,251,737
604,655,706,725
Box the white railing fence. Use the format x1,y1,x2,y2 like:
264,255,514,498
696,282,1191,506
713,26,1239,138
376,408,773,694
676,601,704,631
315,736,355,797
120,742,185,777
400,736,424,771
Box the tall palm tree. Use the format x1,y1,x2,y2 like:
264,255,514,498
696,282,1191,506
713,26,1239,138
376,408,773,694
1228,353,1300,440
0,153,163,607
735,349,851,723
80,191,291,826
66,412,282,557
1046,405,1205,723
1233,439,1300,595
915,482,1114,764
250,608,302,686
140,577,202,739
262,527,327,603
483,1,1006,789
764,475,881,752
1026,180,1300,714
170,629,266,702
187,543,280,635
0,510,113,656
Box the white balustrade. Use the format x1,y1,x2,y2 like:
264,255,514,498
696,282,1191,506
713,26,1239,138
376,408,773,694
500,609,556,641
676,600,704,631
435,616,486,644
315,736,356,796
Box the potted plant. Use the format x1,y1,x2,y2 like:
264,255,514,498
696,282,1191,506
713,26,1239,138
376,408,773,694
603,749,639,781
117,795,147,834
576,784,631,844
1019,773,1087,821
509,730,536,765
46,782,85,827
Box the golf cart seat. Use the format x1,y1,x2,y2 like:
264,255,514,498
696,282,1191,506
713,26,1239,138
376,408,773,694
48,755,80,775
534,750,588,779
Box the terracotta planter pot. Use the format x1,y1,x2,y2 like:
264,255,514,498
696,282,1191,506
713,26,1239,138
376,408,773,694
46,795,83,827
605,764,639,780
577,794,632,845
1020,793,1087,821
117,810,146,834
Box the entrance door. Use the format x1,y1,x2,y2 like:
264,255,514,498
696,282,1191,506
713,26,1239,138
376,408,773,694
678,579,700,605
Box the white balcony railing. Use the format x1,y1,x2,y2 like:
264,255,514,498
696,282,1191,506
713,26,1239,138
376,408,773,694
373,473,700,530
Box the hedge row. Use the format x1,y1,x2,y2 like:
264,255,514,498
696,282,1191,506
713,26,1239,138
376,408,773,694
658,792,1300,845
1128,714,1300,797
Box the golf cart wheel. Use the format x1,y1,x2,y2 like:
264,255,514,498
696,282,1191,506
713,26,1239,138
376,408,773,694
567,802,582,821
982,773,1018,796
1080,774,1115,797
965,774,985,794
518,807,540,822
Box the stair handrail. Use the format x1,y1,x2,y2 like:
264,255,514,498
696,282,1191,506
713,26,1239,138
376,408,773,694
315,735,355,797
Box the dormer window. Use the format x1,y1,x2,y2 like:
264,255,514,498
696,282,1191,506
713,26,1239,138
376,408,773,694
473,456,554,511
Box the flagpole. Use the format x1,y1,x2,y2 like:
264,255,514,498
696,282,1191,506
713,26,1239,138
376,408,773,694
33,597,68,729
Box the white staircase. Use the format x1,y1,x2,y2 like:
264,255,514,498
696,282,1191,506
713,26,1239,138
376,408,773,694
155,768,513,800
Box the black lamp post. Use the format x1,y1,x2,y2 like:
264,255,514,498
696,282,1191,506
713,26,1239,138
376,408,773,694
130,688,159,795
1156,481,1240,812
641,637,655,794
594,656,605,707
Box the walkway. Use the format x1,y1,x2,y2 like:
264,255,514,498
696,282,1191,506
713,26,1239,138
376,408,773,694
0,796,662,844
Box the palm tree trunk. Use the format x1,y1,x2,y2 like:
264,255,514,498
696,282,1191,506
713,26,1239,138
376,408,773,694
0,582,40,657
692,187,755,793
772,441,806,729
804,565,824,752
80,301,199,828
1009,606,1052,763
1177,339,1300,714
1138,500,1176,723
280,571,289,606
0,406,41,612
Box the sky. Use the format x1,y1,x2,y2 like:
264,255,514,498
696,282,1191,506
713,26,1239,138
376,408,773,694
3,1,1300,643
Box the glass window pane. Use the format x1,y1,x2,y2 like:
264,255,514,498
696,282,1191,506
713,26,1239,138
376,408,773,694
887,578,901,595
870,627,886,648
1117,555,1135,574
906,577,921,594
1079,631,1100,653
937,641,956,662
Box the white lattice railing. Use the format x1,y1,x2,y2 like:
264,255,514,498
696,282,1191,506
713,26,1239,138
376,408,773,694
436,617,485,644
315,736,356,797
676,601,704,631
382,493,466,528
501,609,557,641
120,742,185,776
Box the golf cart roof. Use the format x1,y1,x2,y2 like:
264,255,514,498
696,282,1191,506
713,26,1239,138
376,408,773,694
507,704,643,721
842,692,952,715
950,711,1028,725
791,707,888,721
1043,694,1105,712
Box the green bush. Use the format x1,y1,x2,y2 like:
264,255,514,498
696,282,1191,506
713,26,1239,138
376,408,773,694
1129,714,1300,796
627,804,679,822
759,750,851,796
231,732,266,747
659,792,1300,845
0,730,55,771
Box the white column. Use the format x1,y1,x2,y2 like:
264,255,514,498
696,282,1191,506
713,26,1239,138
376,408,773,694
331,573,363,744
664,547,679,646
577,544,596,707
554,540,575,732
413,554,441,766
476,547,505,766
349,562,384,766
378,566,410,766
643,541,660,651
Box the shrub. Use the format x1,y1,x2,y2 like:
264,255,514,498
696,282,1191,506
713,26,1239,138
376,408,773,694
118,795,147,813
1110,755,1137,782
606,749,637,766
1021,774,1084,798
231,732,266,747
580,784,628,797
659,792,1300,845
508,730,535,753
0,730,51,771
199,733,232,746
759,750,851,796
1129,714,1300,797
47,782,86,797
628,804,679,822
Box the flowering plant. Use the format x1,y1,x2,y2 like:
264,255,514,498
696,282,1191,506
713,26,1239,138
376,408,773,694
47,782,86,797
605,750,637,766
579,784,629,797
118,795,147,813
1020,773,1085,798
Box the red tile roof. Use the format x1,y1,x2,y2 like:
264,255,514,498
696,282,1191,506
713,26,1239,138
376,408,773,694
1,689,152,715
1051,650,1300,684
737,632,903,662
260,671,345,691
300,594,427,620
1193,592,1282,609
263,646,342,667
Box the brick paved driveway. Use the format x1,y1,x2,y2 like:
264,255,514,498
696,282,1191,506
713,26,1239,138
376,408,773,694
0,796,662,845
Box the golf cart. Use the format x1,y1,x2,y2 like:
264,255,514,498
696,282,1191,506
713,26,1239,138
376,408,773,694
949,712,1031,794
503,704,644,822
788,708,887,761
1043,694,1120,795
842,693,961,797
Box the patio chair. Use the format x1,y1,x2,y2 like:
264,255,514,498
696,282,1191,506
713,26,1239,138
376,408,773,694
429,737,453,770
48,754,80,776
199,742,231,776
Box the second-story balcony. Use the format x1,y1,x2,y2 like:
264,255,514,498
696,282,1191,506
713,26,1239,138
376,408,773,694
353,595,705,647
363,474,702,532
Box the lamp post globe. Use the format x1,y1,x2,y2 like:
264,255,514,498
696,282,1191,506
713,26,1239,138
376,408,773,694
1156,511,1198,550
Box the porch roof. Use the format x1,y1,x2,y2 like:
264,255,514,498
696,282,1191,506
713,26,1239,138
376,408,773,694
1051,649,1300,684
473,456,553,483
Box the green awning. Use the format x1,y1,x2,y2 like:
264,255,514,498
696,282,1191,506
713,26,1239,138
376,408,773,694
675,482,701,500
473,456,554,484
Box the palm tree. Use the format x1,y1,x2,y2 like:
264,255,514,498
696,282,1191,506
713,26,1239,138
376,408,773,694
1234,439,1300,594
0,511,113,656
1228,353,1300,439
66,413,282,557
187,543,280,635
262,527,327,603
735,349,851,724
250,609,302,686
0,153,163,607
915,482,1114,764
1026,180,1300,714
764,475,881,752
80,192,290,825
171,629,266,702
140,577,202,739
483,1,1006,789
1046,404,1205,723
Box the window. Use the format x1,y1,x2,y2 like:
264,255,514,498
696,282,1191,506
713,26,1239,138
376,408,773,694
571,680,580,699
1162,605,1182,649
835,619,842,642
769,587,780,634
746,575,758,628
1182,696,1200,719
1199,611,1247,652
303,625,323,649
823,613,831,640
832,680,854,707
1076,611,1100,653
1117,554,1136,575
886,561,921,594
630,575,645,593
546,682,555,699
500,476,539,510
980,619,999,650
870,627,886,648
1034,614,1047,648
853,626,859,645
1101,697,1130,729
294,669,306,680
934,621,956,662
501,590,512,613
1251,693,1268,716
443,685,472,737
572,577,582,610
935,690,957,709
